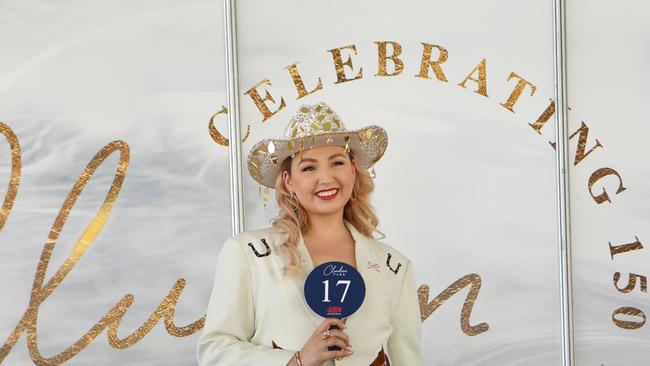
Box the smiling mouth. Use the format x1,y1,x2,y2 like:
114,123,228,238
315,188,339,200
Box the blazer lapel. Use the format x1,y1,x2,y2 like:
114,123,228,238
344,220,384,322
283,221,385,328
287,232,323,328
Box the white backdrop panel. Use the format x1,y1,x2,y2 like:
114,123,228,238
236,1,561,365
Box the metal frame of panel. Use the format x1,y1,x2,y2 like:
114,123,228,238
224,0,245,236
553,0,574,365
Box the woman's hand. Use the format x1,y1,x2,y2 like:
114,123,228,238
296,318,353,366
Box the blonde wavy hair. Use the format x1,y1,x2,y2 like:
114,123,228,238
271,150,384,277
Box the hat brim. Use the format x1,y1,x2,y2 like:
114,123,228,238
247,125,388,188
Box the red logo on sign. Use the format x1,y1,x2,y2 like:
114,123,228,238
327,306,343,315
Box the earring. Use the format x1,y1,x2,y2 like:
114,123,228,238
350,187,357,201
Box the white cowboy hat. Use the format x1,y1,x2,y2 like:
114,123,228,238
247,102,388,188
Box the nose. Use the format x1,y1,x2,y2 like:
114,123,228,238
317,165,334,185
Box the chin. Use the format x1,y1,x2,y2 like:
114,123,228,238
305,202,346,217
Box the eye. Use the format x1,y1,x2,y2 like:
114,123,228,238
301,166,314,172
333,160,345,166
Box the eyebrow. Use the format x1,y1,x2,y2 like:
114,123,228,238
298,153,346,166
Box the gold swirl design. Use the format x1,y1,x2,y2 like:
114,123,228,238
0,122,21,230
208,106,251,146
0,135,204,366
418,274,489,336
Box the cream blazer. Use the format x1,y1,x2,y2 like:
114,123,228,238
197,220,423,365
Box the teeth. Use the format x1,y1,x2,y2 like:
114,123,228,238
316,189,338,197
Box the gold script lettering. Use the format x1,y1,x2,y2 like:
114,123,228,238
587,167,627,204
243,79,287,122
328,44,363,84
415,43,449,82
609,236,644,259
529,99,555,134
458,58,488,97
374,41,404,77
0,122,21,230
500,72,537,112
568,121,603,165
284,61,323,99
208,106,251,147
0,126,204,366
418,274,489,336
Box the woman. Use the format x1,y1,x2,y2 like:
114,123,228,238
197,102,423,365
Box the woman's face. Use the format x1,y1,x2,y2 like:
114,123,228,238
282,145,356,219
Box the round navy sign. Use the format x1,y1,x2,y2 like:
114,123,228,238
304,261,366,319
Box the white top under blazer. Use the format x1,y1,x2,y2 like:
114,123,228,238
197,220,423,365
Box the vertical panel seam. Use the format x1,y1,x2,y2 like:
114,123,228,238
224,0,245,235
553,0,574,365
